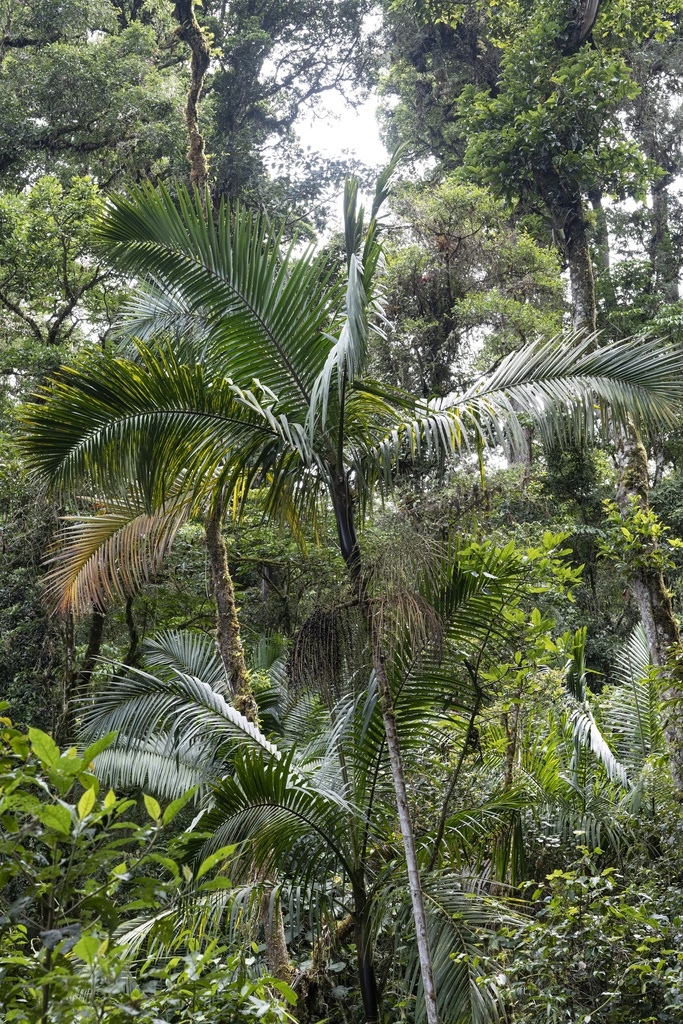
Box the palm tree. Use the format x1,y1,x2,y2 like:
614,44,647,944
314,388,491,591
83,539,542,1022
21,173,683,1024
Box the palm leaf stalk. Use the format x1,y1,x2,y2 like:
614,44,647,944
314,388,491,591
20,166,683,1020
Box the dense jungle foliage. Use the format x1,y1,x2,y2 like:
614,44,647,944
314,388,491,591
2,1,683,1022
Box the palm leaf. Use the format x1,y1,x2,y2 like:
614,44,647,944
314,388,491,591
82,664,280,774
142,629,226,690
43,494,189,615
96,184,343,412
599,623,663,769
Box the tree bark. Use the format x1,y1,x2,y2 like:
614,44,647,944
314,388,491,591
332,483,440,1024
172,0,211,188
650,178,680,305
56,608,105,745
204,507,259,723
566,201,597,336
616,422,683,788
204,508,293,978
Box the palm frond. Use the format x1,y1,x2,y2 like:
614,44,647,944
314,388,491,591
599,623,663,769
189,749,356,892
385,872,511,1024
94,732,213,801
82,664,279,773
452,332,683,448
142,629,226,690
96,184,343,412
43,495,189,615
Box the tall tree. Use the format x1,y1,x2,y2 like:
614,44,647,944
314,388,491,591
383,0,682,334
0,0,188,186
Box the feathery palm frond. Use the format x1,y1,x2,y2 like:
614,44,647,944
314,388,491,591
142,629,226,690
191,749,356,893
384,872,511,1024
94,732,212,801
599,623,663,771
82,663,279,781
96,184,343,412
43,495,190,615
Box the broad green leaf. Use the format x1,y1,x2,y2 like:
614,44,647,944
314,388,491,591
9,735,29,758
40,804,71,835
72,934,101,965
77,787,96,819
196,844,237,881
143,793,161,821
198,875,233,892
104,789,116,810
53,754,84,777
162,786,198,826
82,732,117,766
271,980,298,1005
28,728,60,767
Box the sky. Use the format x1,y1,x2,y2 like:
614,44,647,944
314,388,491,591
297,93,388,169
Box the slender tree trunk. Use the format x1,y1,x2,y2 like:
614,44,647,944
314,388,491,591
172,0,211,188
332,478,440,1024
590,189,617,311
616,422,683,788
204,507,259,723
428,694,481,872
204,507,293,977
650,179,680,305
123,595,140,666
56,608,105,745
565,200,597,336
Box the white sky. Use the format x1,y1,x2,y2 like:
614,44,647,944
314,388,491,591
297,93,388,168
294,91,389,232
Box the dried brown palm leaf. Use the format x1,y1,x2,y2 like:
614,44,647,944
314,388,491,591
44,497,191,616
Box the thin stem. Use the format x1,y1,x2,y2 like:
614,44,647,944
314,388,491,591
428,688,482,873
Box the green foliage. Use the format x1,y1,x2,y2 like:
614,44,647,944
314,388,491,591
501,847,683,1023
0,710,295,1022
600,497,683,574
0,176,118,374
0,0,187,186
377,177,564,396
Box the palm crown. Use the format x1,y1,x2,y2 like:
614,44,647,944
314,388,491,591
21,173,683,608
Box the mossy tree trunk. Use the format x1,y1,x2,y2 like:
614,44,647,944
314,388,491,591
616,422,683,789
172,0,211,189
204,506,292,978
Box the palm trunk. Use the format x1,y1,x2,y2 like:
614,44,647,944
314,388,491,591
616,422,683,788
332,477,440,1024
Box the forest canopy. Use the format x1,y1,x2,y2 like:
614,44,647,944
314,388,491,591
2,1,683,1022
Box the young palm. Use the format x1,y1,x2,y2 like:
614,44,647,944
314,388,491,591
83,540,536,1023
21,173,683,1024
